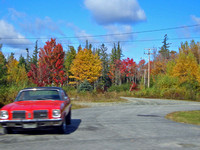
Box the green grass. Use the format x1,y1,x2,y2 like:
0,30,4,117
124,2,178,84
166,110,200,125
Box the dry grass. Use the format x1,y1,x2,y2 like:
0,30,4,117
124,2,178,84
69,91,128,103
71,101,89,110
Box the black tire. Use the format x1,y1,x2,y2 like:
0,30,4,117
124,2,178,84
66,109,71,125
56,119,66,134
3,127,13,134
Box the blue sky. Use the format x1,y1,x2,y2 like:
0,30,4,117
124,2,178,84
0,0,200,62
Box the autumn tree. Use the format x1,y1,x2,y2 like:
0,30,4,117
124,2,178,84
109,62,122,85
151,60,167,76
7,54,28,85
28,63,51,87
137,59,146,80
69,48,102,83
179,40,200,64
120,58,137,83
109,42,123,85
28,38,67,86
172,51,200,85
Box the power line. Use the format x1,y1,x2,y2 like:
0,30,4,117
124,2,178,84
2,36,200,47
0,24,200,40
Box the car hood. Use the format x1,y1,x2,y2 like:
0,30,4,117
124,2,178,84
2,100,63,111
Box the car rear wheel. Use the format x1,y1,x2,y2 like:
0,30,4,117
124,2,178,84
3,127,13,134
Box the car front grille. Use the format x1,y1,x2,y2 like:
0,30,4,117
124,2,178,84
12,111,26,119
33,110,48,119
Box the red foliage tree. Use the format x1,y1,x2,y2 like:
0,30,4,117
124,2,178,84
108,58,137,84
137,59,146,79
28,38,67,86
120,58,137,80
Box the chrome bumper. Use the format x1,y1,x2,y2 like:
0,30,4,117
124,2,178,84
0,118,63,128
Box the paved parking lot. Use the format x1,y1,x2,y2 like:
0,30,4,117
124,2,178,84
0,97,200,150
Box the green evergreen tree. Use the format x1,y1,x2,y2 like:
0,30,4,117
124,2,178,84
78,79,93,92
32,40,39,66
116,41,122,60
78,45,82,52
85,40,89,50
159,34,170,59
18,54,26,67
7,52,15,63
65,46,76,80
110,43,117,64
0,50,7,85
99,44,109,78
26,48,30,71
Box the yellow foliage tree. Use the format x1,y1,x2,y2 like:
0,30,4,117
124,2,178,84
6,58,28,85
69,48,102,83
172,51,200,84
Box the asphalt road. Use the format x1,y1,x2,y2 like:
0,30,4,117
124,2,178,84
1,97,200,150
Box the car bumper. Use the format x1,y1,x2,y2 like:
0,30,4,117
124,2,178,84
0,118,63,128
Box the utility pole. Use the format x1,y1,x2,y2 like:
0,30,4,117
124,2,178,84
143,69,147,88
144,48,154,88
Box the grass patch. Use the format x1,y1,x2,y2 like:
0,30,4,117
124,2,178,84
166,110,200,125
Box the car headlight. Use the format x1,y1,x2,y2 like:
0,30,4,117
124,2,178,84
52,109,61,118
0,110,9,119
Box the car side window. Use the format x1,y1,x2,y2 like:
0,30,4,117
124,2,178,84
60,90,67,100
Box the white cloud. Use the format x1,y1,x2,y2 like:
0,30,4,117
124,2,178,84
6,8,64,37
191,15,200,34
191,15,200,24
84,0,146,25
104,25,134,42
20,16,64,36
0,20,32,48
8,8,27,21
67,23,97,44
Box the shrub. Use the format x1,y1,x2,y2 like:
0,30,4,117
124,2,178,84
77,80,93,92
108,83,130,92
154,74,179,89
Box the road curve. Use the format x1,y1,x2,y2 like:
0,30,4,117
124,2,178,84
0,97,200,150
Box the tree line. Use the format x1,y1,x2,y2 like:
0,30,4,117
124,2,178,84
0,34,200,105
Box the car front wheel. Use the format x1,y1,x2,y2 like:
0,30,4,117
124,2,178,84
3,127,13,134
56,119,66,134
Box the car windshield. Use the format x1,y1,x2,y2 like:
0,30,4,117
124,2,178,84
15,90,61,101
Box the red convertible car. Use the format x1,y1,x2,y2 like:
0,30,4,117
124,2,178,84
0,87,71,134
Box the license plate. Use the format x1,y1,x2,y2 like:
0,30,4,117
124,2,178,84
23,123,37,129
